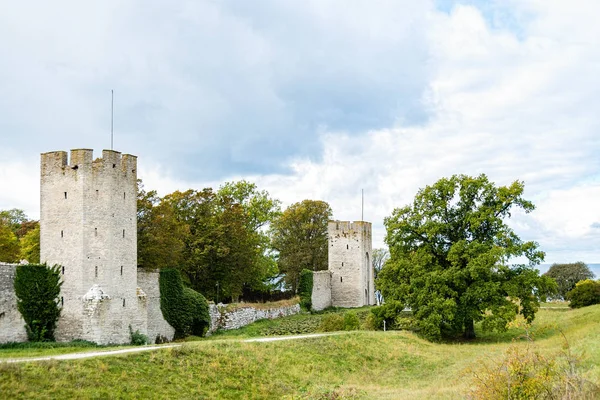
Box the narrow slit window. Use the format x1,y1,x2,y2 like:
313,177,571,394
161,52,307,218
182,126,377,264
122,229,125,238
347,244,349,250
61,297,64,306
340,277,343,283
123,299,126,307
64,192,67,199
112,163,116,168
123,192,126,200
62,266,65,275
342,262,344,267
95,228,98,237
95,266,98,278
61,230,64,238
120,266,123,276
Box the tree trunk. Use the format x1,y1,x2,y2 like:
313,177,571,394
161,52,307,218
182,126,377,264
463,318,476,340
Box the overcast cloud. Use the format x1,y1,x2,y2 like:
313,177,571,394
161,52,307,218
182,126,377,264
0,0,598,263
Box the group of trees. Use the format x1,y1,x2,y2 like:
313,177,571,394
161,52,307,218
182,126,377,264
138,180,332,302
0,209,40,264
5,172,596,342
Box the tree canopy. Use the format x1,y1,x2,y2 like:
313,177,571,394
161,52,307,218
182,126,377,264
378,174,556,341
136,180,281,302
0,209,39,263
544,262,595,300
271,200,332,293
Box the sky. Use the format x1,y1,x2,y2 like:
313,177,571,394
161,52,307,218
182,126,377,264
0,0,599,264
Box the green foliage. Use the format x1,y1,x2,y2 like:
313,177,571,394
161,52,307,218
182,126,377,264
129,325,148,346
469,341,599,399
379,174,557,341
19,224,40,264
14,264,62,341
137,181,186,270
298,269,314,311
271,199,333,292
318,313,345,332
369,301,410,330
343,312,360,331
567,279,600,308
0,221,20,263
159,269,211,339
544,262,595,300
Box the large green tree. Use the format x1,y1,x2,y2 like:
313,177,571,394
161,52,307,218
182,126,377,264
271,200,332,292
137,181,186,270
161,188,269,302
378,174,556,341
217,181,281,292
544,262,595,300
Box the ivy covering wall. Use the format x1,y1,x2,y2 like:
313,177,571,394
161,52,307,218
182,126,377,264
159,269,210,338
14,264,62,341
298,269,314,311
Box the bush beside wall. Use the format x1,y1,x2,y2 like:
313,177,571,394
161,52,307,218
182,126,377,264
159,269,210,338
298,269,313,311
14,264,62,341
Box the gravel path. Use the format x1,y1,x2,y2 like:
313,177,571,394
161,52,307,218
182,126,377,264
2,332,344,364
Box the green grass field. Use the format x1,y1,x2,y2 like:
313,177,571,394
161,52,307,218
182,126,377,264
1,304,599,399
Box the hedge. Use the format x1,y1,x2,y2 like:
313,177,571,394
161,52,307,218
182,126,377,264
14,264,62,341
298,269,313,311
159,269,210,338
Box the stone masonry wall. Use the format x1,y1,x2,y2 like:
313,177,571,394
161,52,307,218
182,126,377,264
311,271,332,311
137,269,175,343
208,303,300,334
0,263,27,343
40,149,142,344
328,221,374,308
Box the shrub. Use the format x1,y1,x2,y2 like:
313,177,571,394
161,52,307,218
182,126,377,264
469,342,599,399
298,269,313,311
14,264,62,341
318,313,344,332
184,287,210,336
129,325,148,346
369,301,407,330
567,279,600,308
343,312,360,331
159,269,211,339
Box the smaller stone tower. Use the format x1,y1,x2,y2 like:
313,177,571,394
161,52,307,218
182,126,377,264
40,149,146,344
328,220,374,308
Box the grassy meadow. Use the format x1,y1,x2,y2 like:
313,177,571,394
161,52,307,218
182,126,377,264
1,304,599,399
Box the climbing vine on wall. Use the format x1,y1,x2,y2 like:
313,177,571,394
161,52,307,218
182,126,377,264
14,264,62,341
298,269,313,311
159,269,210,338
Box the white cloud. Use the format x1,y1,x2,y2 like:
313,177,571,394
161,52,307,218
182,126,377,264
1,1,599,263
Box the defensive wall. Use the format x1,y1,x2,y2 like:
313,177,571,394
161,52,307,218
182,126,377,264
0,263,27,343
207,303,300,334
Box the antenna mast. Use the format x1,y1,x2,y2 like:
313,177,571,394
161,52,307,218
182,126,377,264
361,188,364,221
111,89,114,150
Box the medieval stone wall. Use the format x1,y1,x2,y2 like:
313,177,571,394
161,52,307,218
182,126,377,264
311,270,332,311
207,303,300,334
40,149,143,344
0,263,27,343
137,269,175,343
328,221,374,308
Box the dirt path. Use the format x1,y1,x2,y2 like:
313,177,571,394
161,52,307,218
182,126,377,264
2,332,344,364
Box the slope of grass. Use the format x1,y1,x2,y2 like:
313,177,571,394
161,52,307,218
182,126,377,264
1,305,599,399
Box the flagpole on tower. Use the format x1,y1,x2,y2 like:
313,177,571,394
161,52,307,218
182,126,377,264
111,90,114,150
361,188,364,221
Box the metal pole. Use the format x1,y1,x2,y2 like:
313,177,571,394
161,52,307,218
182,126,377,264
111,90,114,150
361,188,364,221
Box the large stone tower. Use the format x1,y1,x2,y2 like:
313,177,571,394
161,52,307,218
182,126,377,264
40,149,146,344
328,220,374,308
